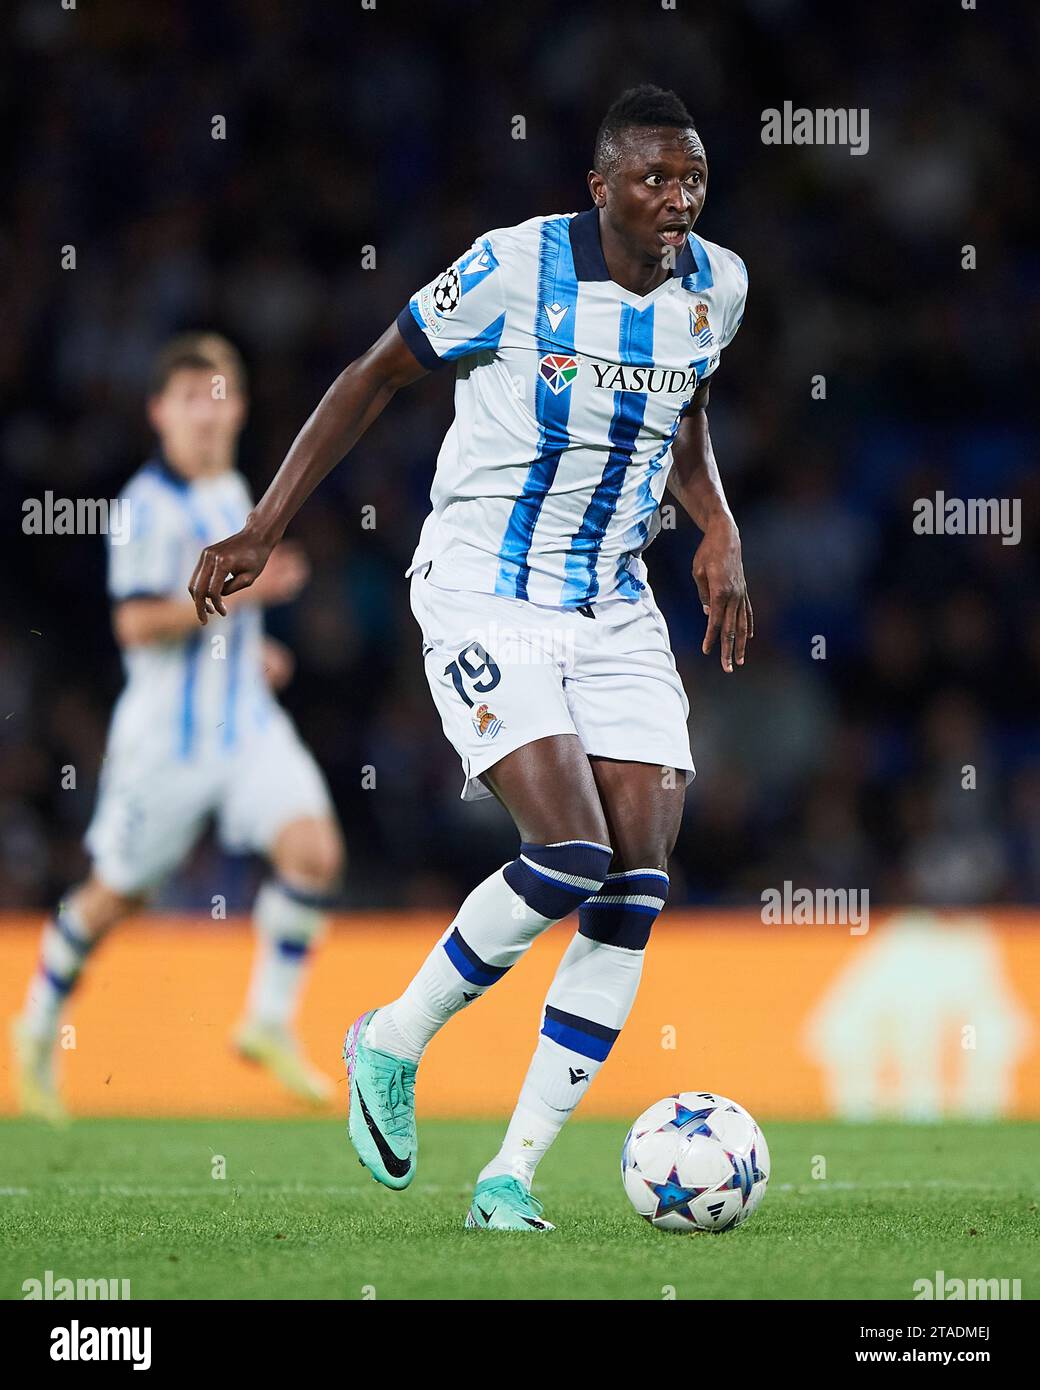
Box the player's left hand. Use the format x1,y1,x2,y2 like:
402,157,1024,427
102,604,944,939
692,516,753,673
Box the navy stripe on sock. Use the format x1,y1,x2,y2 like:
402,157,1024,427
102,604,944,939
541,1004,619,1062
600,871,669,900
55,909,92,956
276,938,310,960
579,869,668,950
442,927,508,988
42,966,76,997
503,841,611,920
276,879,338,911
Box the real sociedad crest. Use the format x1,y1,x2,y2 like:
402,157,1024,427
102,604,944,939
472,703,503,739
690,302,715,349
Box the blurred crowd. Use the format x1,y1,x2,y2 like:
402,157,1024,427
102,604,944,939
2,0,1037,911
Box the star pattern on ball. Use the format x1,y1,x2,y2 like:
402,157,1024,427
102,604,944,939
648,1165,708,1221
670,1102,715,1133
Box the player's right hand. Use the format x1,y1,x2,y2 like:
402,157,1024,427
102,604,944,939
189,526,276,623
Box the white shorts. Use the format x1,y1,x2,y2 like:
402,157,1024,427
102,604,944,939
86,705,333,895
410,566,695,801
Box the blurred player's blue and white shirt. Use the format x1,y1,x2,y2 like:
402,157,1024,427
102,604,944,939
107,458,273,761
398,210,747,608
89,457,330,892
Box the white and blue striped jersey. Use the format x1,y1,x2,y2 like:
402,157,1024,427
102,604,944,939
398,210,747,607
106,458,274,761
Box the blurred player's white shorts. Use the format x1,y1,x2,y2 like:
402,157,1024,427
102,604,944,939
410,565,695,801
86,705,332,895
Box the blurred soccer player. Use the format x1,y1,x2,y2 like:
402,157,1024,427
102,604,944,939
12,333,344,1121
189,86,752,1229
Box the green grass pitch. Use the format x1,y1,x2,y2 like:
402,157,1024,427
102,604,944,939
1,1118,1037,1300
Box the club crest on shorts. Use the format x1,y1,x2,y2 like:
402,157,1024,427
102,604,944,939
538,353,579,395
472,703,503,739
690,302,715,348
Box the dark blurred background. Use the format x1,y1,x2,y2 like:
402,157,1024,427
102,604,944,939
1,0,1037,911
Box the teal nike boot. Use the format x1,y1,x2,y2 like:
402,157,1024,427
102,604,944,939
465,1175,555,1231
343,1010,418,1190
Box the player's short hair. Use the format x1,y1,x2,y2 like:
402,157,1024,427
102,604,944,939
149,332,247,396
594,84,700,177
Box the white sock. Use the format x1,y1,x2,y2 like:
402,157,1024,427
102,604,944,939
479,867,668,1188
478,1102,563,1189
21,901,95,1040
365,840,612,1064
364,869,558,1063
246,879,329,1029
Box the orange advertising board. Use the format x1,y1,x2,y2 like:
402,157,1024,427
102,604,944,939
2,911,1038,1118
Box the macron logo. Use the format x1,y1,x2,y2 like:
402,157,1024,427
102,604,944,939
544,302,569,334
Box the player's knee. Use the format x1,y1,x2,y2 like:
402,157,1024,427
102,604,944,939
608,836,674,878
272,817,344,892
503,839,612,921
629,851,671,876
77,877,141,938
304,827,345,890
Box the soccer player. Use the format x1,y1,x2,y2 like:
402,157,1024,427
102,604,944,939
12,333,344,1121
189,86,752,1230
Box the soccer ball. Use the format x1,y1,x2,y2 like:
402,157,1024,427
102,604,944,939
621,1091,770,1233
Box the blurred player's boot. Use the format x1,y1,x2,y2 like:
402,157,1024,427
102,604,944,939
233,1020,333,1105
343,1010,418,1190
464,1176,554,1232
10,1018,68,1126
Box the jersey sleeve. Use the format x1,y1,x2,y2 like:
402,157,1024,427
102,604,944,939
395,235,507,371
681,250,748,417
108,485,187,601
716,250,748,352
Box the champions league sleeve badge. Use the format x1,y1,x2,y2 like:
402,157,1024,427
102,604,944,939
432,265,462,316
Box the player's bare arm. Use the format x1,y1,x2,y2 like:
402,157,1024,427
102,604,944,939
259,635,295,692
120,543,309,644
189,325,426,623
667,385,753,673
